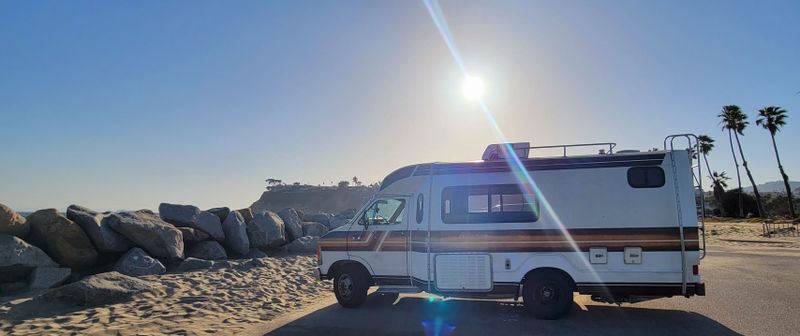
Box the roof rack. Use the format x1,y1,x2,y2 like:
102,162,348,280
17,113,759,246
528,142,617,157
482,142,617,160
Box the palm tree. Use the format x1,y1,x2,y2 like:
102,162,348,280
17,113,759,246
698,135,723,214
719,105,766,219
719,107,745,217
709,171,731,215
756,106,794,218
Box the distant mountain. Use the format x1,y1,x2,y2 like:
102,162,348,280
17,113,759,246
742,180,800,194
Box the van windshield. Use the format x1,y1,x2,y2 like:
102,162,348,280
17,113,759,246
363,198,406,225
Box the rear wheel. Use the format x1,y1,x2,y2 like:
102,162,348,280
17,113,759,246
522,271,574,320
333,265,369,308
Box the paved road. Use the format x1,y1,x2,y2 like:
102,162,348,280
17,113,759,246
256,245,800,336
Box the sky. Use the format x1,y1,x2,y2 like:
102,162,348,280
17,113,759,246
1,0,799,212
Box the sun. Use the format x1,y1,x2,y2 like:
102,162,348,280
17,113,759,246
462,75,486,101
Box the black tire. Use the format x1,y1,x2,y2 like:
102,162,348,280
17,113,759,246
522,271,574,320
333,265,369,308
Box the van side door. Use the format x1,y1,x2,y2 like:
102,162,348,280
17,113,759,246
348,197,409,281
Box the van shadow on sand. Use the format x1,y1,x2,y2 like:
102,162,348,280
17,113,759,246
265,292,740,336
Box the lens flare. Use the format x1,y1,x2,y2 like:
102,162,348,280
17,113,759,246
423,0,611,298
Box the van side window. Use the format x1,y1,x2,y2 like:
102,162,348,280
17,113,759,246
416,194,424,224
441,184,539,224
627,167,665,188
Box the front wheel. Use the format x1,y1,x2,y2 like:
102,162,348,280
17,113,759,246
522,272,574,320
333,265,369,308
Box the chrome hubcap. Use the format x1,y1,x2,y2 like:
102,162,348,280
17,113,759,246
338,274,354,298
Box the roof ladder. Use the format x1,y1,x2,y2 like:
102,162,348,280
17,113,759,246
664,134,706,297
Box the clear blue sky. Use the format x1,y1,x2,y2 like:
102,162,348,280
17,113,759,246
1,0,798,211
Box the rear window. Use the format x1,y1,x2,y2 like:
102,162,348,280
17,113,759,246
627,167,665,188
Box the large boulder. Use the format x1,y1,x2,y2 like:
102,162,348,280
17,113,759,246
0,203,29,237
195,211,225,242
335,208,357,220
66,205,131,253
186,241,227,260
114,247,166,277
328,218,350,230
158,203,201,226
285,236,318,254
177,227,209,244
244,248,267,259
29,267,71,290
159,203,224,242
0,234,58,282
108,210,184,260
246,211,286,249
302,222,329,237
174,257,214,272
236,208,254,223
222,211,249,255
206,207,230,222
301,212,332,226
277,208,303,242
27,209,98,269
41,271,155,306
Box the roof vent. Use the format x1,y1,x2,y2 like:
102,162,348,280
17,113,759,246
482,142,530,161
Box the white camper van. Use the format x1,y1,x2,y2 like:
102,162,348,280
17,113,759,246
315,134,706,319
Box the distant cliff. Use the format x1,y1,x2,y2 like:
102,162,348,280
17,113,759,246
249,185,378,214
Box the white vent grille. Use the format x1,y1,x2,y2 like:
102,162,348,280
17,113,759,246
434,254,492,291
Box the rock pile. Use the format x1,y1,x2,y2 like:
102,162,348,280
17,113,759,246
0,202,352,297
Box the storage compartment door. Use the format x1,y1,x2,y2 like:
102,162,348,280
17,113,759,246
434,254,492,291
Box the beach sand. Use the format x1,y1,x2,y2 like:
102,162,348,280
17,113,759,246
705,221,800,248
0,255,331,336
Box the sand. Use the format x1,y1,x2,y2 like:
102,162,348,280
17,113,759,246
705,221,800,248
0,255,332,336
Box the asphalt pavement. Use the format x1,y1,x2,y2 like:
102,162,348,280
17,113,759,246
253,245,800,336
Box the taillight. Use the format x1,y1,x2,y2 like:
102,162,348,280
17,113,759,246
316,245,322,265
692,265,699,275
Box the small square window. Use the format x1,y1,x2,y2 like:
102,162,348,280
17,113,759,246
468,195,488,213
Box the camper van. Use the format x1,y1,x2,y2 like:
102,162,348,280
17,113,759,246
315,134,706,319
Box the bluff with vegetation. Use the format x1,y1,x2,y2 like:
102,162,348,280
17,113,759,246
250,184,378,215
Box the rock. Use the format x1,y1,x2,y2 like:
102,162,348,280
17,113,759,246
237,208,254,223
177,227,210,244
195,211,225,242
285,236,318,254
302,222,329,237
0,281,28,295
114,247,166,277
108,210,184,259
206,207,230,222
222,211,249,255
328,218,350,229
244,248,267,259
335,208,357,220
66,205,131,253
174,257,214,272
29,267,71,290
277,208,303,242
158,203,201,226
41,271,154,306
0,203,29,237
186,241,227,260
301,212,332,226
246,211,286,249
27,209,98,269
159,203,225,242
0,234,58,282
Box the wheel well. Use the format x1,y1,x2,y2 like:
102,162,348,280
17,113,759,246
328,260,374,284
521,267,576,287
